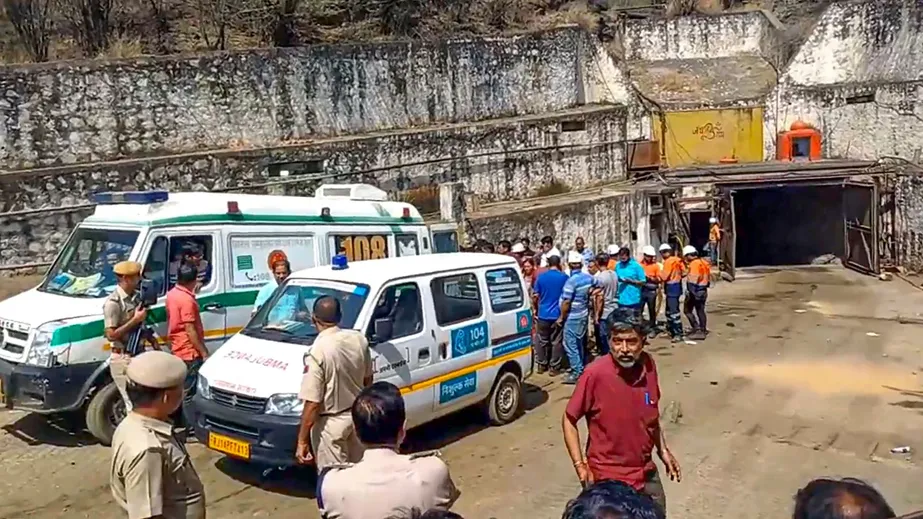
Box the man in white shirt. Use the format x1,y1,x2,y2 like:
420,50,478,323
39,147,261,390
539,235,562,268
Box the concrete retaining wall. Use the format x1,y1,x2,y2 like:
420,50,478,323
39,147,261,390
624,11,780,63
0,106,628,268
0,28,596,171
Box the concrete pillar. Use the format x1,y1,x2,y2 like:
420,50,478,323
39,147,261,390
439,182,466,223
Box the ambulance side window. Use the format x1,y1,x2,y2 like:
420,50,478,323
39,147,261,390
366,283,424,341
167,236,214,289
431,272,482,326
396,234,419,257
143,237,169,296
486,268,524,314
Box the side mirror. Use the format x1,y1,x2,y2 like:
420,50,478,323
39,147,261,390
139,279,160,306
373,318,393,343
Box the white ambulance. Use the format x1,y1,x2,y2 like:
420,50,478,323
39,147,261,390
0,185,458,444
190,253,534,467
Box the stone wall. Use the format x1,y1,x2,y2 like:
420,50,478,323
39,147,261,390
0,105,628,268
0,27,597,170
782,0,923,87
469,189,639,255
764,0,923,270
623,11,780,63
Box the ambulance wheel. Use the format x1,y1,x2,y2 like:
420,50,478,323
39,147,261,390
86,382,127,446
486,371,522,425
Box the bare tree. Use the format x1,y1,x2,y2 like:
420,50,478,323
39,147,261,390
270,0,300,46
374,0,429,38
147,0,171,54
55,0,114,56
3,0,54,62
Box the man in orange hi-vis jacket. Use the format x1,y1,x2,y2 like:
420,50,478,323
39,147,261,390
682,245,711,341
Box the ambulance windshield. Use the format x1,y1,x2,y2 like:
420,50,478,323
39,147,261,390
39,227,139,298
243,280,369,345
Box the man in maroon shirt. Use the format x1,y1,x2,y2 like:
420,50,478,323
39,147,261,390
562,317,681,514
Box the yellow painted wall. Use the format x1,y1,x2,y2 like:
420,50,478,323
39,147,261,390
653,108,764,167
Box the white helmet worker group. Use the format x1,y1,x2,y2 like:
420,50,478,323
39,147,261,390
604,243,698,257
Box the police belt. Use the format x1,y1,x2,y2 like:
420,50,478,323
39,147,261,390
319,407,351,418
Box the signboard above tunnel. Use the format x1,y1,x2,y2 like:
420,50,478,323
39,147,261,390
653,108,764,167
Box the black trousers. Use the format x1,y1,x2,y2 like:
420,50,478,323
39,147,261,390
641,290,658,331
684,292,708,332
535,318,564,370
177,357,204,432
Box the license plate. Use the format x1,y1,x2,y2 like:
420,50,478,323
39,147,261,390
208,432,250,459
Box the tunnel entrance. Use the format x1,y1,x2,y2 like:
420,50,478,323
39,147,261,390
733,184,849,268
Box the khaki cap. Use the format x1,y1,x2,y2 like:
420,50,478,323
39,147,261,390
126,351,187,389
113,261,142,276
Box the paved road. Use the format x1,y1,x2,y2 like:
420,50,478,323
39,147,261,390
1,267,922,519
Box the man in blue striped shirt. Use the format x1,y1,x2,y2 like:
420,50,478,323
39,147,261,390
556,251,600,384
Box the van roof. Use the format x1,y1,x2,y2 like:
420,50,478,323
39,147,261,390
291,253,520,285
84,191,424,227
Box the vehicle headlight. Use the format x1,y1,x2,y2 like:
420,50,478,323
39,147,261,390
24,322,65,368
265,393,304,416
197,374,211,400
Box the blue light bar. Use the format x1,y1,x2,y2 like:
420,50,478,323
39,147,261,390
90,190,169,205
331,254,349,270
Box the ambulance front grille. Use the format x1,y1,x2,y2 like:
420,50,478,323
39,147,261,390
211,388,267,413
0,326,28,355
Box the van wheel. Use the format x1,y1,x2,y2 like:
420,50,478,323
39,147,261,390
86,382,127,445
486,371,522,425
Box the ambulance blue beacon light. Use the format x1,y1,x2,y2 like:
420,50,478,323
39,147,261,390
90,190,169,205
331,254,349,270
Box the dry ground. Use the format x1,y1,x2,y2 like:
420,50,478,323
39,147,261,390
1,266,922,519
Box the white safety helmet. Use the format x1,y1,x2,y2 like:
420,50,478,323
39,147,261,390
642,245,656,257
511,243,525,253
659,243,673,252
606,244,620,255
709,217,718,224
682,245,698,256
567,251,584,264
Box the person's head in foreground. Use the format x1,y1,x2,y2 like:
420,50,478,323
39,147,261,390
126,351,188,418
352,381,406,447
793,478,895,519
562,480,664,519
607,317,646,369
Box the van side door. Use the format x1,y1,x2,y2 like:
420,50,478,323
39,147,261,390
365,280,435,428
139,229,226,354
424,270,490,415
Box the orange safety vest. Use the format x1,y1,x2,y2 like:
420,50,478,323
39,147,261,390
687,258,711,287
661,256,684,284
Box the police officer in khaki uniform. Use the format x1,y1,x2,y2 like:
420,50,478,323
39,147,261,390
318,382,460,519
103,261,148,410
295,296,372,470
110,351,206,519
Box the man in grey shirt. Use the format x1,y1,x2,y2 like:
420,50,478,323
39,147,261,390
591,253,619,354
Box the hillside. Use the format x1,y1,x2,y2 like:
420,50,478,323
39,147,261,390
0,0,827,64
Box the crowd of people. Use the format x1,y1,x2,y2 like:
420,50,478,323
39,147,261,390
468,234,714,384
102,232,911,519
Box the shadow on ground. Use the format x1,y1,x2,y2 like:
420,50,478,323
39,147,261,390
213,382,550,496
884,386,923,414
214,457,318,499
1,411,98,448
405,382,549,452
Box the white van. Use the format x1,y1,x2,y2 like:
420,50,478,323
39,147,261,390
0,185,458,444
190,253,533,467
